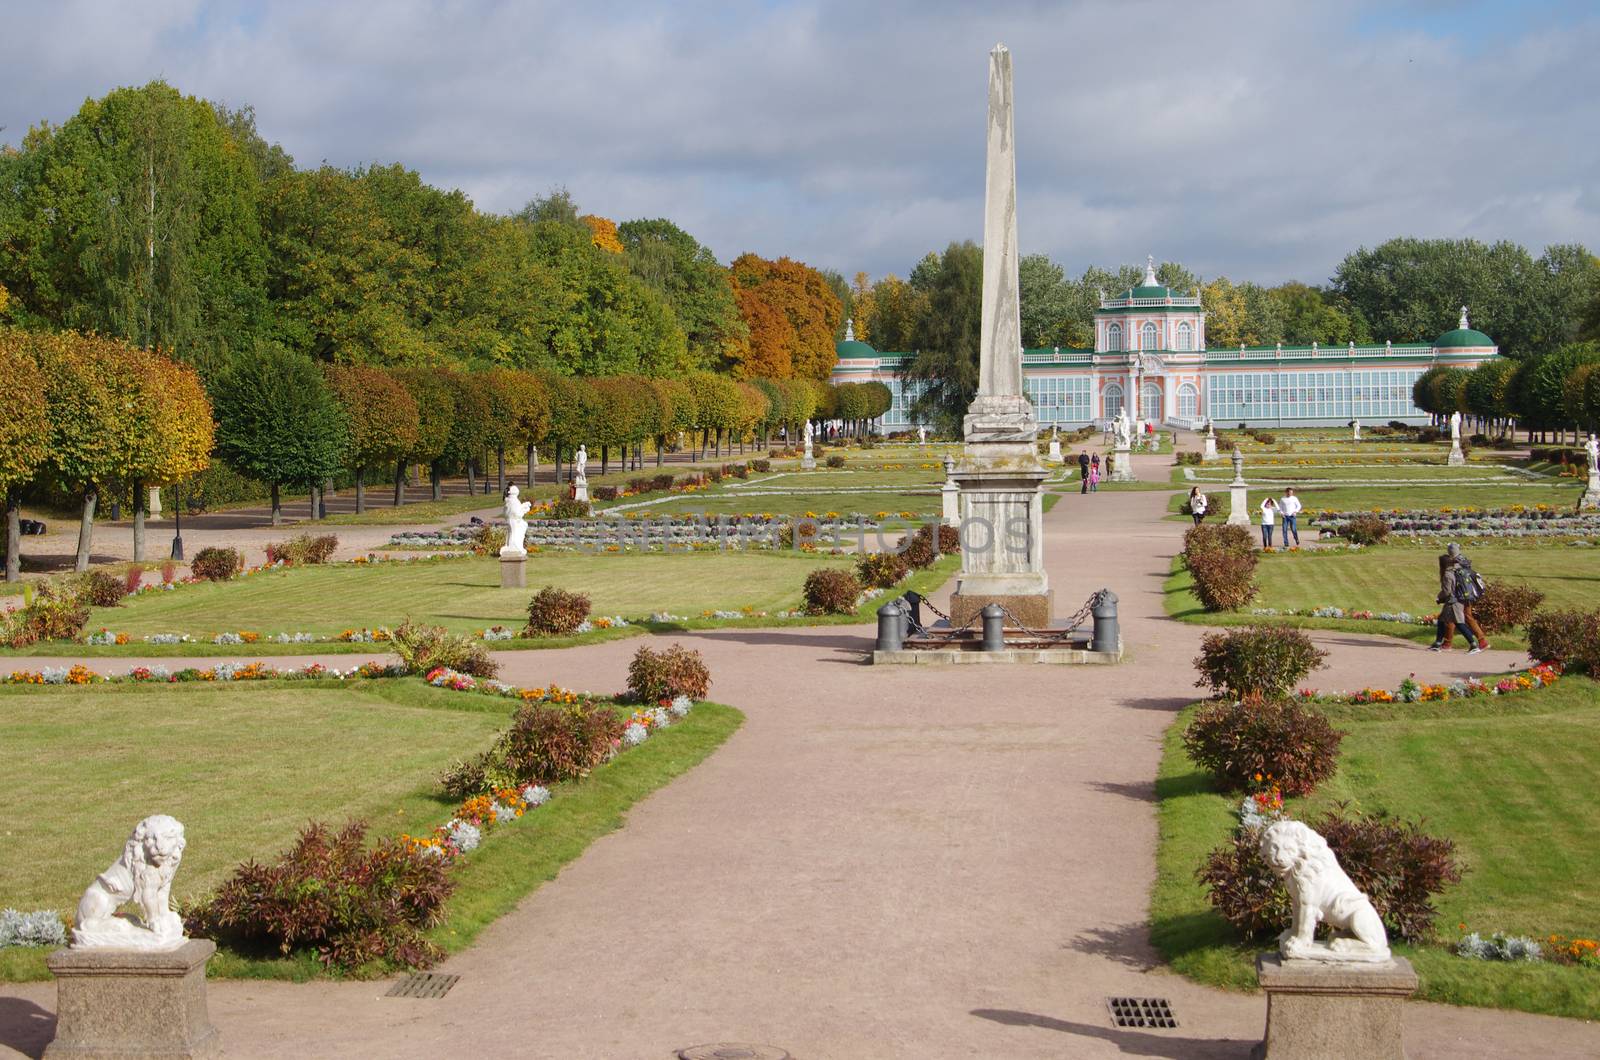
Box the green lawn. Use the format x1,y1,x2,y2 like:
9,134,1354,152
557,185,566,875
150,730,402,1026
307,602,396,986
74,552,858,641
1153,680,1600,1019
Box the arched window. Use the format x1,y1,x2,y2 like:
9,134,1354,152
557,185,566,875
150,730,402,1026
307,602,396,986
1106,322,1122,352
1176,321,1193,351
1142,321,1159,351
1140,382,1162,422
1177,382,1198,419
1103,383,1124,421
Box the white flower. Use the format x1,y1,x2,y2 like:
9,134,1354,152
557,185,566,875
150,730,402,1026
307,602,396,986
623,722,649,746
445,819,481,852
669,695,692,718
491,801,518,824
520,784,551,807
649,706,670,728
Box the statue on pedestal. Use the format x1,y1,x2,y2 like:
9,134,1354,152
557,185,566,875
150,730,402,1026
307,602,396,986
1450,411,1461,442
501,485,531,554
1352,419,1361,442
1113,407,1133,450
72,815,188,951
1588,434,1599,477
1260,820,1391,963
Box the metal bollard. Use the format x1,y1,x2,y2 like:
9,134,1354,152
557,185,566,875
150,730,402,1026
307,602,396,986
901,590,924,633
981,603,1005,652
876,599,906,652
1091,589,1119,654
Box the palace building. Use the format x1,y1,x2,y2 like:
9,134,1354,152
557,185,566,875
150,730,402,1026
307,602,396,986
831,257,1500,431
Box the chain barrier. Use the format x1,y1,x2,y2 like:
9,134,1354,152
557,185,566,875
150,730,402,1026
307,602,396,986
906,590,1102,644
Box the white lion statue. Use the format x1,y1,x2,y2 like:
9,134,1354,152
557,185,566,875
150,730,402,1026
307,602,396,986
72,814,188,950
1260,819,1391,963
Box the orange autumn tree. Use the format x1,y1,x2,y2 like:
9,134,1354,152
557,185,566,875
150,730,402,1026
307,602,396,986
728,253,843,381
580,215,624,254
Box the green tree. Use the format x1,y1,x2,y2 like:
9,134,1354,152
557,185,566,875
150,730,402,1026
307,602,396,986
905,241,983,432
1019,254,1073,348
324,364,420,513
0,332,50,580
1463,358,1516,434
1516,343,1600,436
439,370,493,496
390,367,456,502
213,343,348,524
617,218,747,371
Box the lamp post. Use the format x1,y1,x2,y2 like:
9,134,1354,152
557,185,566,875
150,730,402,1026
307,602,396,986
170,482,185,561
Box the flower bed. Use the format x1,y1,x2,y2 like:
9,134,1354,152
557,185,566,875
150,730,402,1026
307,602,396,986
1313,506,1600,540
1251,606,1428,626
387,512,893,553
6,661,406,686
1296,662,1560,705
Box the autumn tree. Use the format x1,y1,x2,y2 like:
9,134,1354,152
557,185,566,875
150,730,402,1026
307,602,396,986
391,367,456,501
324,364,420,513
618,218,747,369
541,372,601,483
728,253,843,380
213,344,347,524
128,353,213,559
581,215,624,254
649,376,696,466
0,333,49,580
481,369,550,490
439,371,493,496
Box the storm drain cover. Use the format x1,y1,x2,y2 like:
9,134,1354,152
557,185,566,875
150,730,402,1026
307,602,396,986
384,972,459,998
1107,996,1176,1028
677,1046,791,1060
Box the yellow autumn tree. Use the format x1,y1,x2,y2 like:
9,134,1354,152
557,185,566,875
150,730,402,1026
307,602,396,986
580,214,624,254
849,271,875,344
1201,277,1249,348
0,331,49,580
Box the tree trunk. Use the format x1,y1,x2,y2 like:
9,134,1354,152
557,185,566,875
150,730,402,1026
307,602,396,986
132,481,146,562
355,467,367,514
466,459,477,497
5,489,20,582
600,445,609,476
526,442,537,488
431,463,442,501
657,435,665,467
307,485,319,521
394,460,406,507
74,490,97,572
270,483,282,526
497,447,506,495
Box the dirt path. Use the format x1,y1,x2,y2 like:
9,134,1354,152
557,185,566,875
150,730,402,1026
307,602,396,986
3,451,1594,1058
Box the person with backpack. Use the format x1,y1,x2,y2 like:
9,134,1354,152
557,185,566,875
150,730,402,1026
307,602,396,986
1187,486,1208,527
1429,545,1489,653
1078,450,1091,494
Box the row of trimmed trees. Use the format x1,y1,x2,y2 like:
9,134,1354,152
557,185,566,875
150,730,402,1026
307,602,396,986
1413,342,1600,440
0,328,895,578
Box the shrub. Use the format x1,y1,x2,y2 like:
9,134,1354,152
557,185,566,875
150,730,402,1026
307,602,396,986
825,454,846,468
391,619,499,677
498,700,626,786
804,568,861,615
1253,432,1276,445
1199,808,1461,943
856,551,910,589
1184,523,1252,560
469,523,506,556
1338,513,1390,546
79,570,128,607
265,533,339,566
914,523,961,555
1526,607,1600,669
546,497,591,519
1175,451,1202,465
160,560,177,586
1183,698,1344,797
188,820,454,970
625,643,711,702
751,459,771,472
438,756,489,800
1,590,89,647
592,485,619,502
901,534,936,570
190,546,241,581
1194,625,1328,699
651,473,675,491
524,586,591,637
1188,548,1258,611
627,476,653,494
1472,583,1544,634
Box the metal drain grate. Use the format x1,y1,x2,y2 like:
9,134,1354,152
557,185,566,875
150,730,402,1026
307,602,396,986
1107,996,1176,1029
385,972,459,999
677,1046,791,1060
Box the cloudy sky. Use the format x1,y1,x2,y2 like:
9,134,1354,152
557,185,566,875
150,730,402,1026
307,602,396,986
5,1,1597,285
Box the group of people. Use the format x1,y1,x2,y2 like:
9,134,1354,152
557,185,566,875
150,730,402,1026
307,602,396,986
1075,450,1102,493
1185,485,1304,548
1431,542,1490,653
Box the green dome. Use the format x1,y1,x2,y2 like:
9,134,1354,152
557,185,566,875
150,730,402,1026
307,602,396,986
1129,284,1173,299
1435,327,1494,348
836,339,877,360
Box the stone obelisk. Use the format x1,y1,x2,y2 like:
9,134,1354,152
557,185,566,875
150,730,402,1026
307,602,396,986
948,44,1053,630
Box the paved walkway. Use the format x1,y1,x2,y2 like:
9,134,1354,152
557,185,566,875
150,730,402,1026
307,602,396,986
3,451,1596,1058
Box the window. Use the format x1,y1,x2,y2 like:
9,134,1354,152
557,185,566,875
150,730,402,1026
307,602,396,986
1177,382,1198,418
1140,382,1162,422
1024,376,1092,423
1103,383,1124,421
1106,323,1122,352
1141,321,1158,352
1176,321,1192,351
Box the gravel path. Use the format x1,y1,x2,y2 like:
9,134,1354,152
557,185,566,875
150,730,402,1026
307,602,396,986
2,448,1595,1059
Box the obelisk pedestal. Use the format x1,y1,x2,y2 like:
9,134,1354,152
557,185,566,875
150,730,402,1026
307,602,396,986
1447,440,1466,466
1582,471,1600,510
1109,445,1135,482
1203,433,1218,461
947,44,1051,631
1226,446,1250,527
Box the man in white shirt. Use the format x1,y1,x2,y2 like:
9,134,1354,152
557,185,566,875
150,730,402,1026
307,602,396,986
1279,488,1303,546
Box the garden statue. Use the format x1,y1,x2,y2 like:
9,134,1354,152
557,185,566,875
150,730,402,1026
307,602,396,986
72,815,189,950
502,485,531,555
574,445,588,479
802,418,816,469
1259,820,1391,963
1352,419,1361,442
917,424,927,444
1587,433,1598,476
1113,407,1132,450
1449,410,1461,442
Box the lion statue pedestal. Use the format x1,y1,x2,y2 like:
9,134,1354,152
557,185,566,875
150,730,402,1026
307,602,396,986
1253,821,1418,1060
45,815,219,1059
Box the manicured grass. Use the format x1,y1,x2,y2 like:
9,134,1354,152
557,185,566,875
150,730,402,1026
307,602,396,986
71,552,857,642
1152,679,1600,1019
0,678,743,982
1165,481,1583,518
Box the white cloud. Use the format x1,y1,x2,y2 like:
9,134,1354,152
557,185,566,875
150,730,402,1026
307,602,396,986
3,0,1596,283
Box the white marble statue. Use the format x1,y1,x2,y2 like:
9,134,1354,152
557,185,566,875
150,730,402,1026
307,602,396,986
501,485,531,554
917,425,927,444
1206,420,1215,439
1113,407,1132,449
72,815,188,950
574,445,588,479
1449,411,1461,442
1260,820,1391,964
1588,434,1599,475
1352,419,1361,442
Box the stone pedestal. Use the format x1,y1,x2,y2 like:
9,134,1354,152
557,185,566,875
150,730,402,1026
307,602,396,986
801,454,816,470
1582,472,1600,510
1046,439,1062,463
948,463,1051,629
941,481,959,526
1203,436,1218,461
1447,442,1465,466
572,475,589,502
1108,445,1135,482
1255,953,1417,1060
46,940,219,1059
1227,482,1251,526
147,487,163,517
499,551,527,588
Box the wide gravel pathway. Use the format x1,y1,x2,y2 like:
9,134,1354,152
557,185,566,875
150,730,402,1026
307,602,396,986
3,451,1595,1058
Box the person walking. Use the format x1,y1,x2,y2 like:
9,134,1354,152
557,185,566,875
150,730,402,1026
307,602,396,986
1078,450,1091,494
1280,487,1302,547
1088,459,1101,493
1259,496,1278,549
1430,546,1489,652
1188,486,1208,527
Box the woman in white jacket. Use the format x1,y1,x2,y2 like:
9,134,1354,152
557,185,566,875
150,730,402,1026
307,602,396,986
1259,496,1278,549
1188,487,1208,527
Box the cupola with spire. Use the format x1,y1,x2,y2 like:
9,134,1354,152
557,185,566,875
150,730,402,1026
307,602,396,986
1435,305,1494,349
